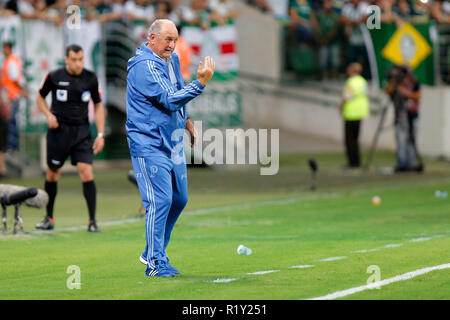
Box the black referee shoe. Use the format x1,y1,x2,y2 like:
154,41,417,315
35,216,55,230
88,220,100,232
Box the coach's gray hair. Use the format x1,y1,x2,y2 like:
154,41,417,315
147,19,175,41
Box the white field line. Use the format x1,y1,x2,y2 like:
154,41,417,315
289,234,448,271
318,256,347,262
211,235,448,284
210,270,282,283
289,265,315,269
350,234,447,255
211,270,280,284
306,263,450,300
409,237,432,242
350,248,379,254
382,243,404,249
407,234,446,243
247,270,280,275
211,278,239,283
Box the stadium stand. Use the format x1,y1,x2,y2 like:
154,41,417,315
0,0,450,176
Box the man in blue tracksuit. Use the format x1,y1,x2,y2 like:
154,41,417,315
126,19,215,277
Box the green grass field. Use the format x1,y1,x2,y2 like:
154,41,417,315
0,152,449,300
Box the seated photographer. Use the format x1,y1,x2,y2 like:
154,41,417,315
385,65,423,173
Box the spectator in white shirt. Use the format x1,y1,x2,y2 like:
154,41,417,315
125,0,155,23
209,0,236,25
340,0,371,79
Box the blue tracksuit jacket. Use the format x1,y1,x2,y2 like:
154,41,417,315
126,42,204,158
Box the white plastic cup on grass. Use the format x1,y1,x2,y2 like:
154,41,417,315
237,244,252,255
435,190,448,199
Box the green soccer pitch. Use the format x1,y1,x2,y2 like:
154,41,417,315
0,152,449,300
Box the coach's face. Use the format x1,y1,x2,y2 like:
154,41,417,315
65,50,84,76
150,23,178,61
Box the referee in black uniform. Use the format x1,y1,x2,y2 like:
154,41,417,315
35,44,106,232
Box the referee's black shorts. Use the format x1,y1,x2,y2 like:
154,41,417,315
46,122,93,170
0,118,8,152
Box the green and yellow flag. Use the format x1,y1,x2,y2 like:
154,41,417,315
381,23,432,69
369,22,435,87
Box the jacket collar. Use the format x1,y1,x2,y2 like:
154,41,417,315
127,42,178,71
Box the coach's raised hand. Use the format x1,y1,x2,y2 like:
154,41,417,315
197,56,215,87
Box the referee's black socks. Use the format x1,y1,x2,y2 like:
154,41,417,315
45,180,57,219
83,180,97,223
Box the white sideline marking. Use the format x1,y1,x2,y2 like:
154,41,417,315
289,265,315,269
409,237,432,242
382,243,404,249
350,235,445,254
318,256,347,262
351,248,379,254
212,278,239,283
306,263,450,300
247,270,280,275
351,243,404,253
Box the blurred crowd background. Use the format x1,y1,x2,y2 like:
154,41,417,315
1,0,448,26
1,0,449,81
0,0,449,178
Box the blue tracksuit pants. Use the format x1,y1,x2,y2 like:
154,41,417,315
131,155,188,269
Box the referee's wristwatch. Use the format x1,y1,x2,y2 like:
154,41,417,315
97,133,105,138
